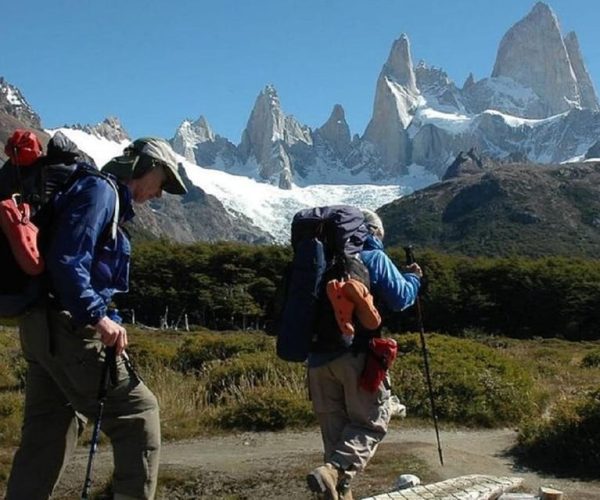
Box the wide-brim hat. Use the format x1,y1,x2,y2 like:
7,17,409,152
103,137,187,195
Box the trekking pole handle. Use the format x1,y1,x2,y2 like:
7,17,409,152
403,245,415,266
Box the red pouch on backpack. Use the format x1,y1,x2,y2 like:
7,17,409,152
5,129,43,167
359,337,398,393
0,196,44,276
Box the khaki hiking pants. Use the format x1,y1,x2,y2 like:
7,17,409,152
308,351,392,479
6,303,160,500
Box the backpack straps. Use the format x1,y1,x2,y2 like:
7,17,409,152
105,176,119,241
70,164,121,242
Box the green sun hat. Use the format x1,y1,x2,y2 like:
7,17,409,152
103,137,187,195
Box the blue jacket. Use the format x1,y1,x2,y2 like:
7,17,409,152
46,169,133,326
360,235,420,311
308,234,421,367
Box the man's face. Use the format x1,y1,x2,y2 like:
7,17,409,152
128,166,168,203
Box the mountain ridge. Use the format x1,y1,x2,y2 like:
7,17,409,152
379,158,600,257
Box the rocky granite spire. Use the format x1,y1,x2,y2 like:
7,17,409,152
382,34,417,93
564,31,599,111
316,104,351,157
70,117,130,142
463,73,475,91
239,85,311,188
491,2,579,116
172,116,215,162
363,34,419,176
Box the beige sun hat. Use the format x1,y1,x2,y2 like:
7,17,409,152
103,137,187,195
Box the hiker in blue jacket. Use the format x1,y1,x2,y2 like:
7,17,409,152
307,209,422,500
6,138,187,500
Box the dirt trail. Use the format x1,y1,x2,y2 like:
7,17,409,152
52,426,600,499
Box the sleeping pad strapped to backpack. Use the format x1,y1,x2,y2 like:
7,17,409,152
276,205,379,362
0,130,110,317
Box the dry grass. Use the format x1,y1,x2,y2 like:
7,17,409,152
2,327,600,492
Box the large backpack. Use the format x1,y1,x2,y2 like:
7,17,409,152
0,130,117,317
276,205,373,362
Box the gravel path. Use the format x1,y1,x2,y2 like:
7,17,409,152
50,426,600,499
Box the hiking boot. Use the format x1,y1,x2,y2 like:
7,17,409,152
338,487,353,500
307,463,339,499
337,477,353,500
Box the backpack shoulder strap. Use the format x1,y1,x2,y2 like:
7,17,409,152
47,163,121,241
70,164,120,240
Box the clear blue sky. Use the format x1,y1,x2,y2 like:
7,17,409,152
3,0,599,143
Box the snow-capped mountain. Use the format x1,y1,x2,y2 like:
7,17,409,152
46,125,434,242
172,2,600,186
2,1,599,244
66,117,131,144
0,77,41,130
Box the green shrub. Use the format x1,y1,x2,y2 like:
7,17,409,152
218,387,314,431
127,331,180,368
204,351,304,402
517,390,600,476
174,333,273,372
581,349,600,368
392,334,537,426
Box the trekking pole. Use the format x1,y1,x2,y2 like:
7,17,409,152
404,246,444,466
81,345,117,499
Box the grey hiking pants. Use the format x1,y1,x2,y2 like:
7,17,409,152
308,351,392,479
6,303,160,500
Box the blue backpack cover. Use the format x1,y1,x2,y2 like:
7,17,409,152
276,205,368,362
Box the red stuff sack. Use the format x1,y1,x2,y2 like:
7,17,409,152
0,196,44,276
4,129,43,167
359,337,398,393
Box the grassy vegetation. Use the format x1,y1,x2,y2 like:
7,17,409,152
392,334,537,427
1,325,600,491
516,391,600,477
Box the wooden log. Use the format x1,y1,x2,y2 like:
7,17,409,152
539,486,563,500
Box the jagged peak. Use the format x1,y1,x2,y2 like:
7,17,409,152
328,104,346,121
564,30,578,45
176,115,215,143
68,116,130,142
194,115,211,128
259,84,280,104
563,30,600,110
530,1,554,19
463,72,476,89
383,33,417,92
514,1,562,39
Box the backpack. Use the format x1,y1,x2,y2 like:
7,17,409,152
275,205,376,362
0,130,117,317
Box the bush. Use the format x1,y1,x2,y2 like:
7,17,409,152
174,333,273,372
392,334,537,426
581,349,600,368
517,391,600,476
127,330,180,368
218,386,314,431
204,351,303,403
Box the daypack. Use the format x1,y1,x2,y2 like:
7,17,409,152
276,205,378,362
0,130,117,317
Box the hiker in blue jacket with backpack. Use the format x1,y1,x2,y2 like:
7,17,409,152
307,209,422,500
6,137,187,500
